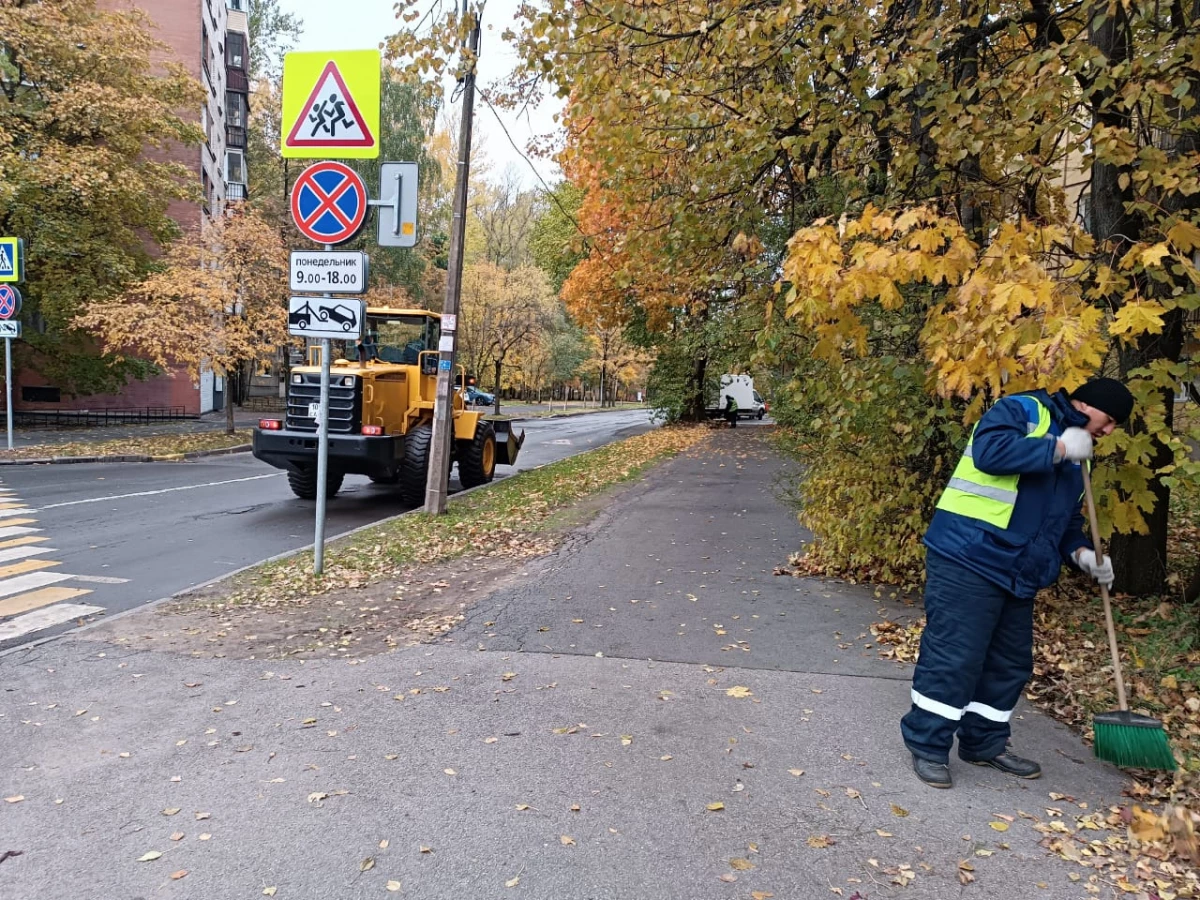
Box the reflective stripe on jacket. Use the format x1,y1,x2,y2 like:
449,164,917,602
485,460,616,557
924,389,1093,599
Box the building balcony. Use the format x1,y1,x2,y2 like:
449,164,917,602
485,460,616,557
227,182,248,203
226,124,246,148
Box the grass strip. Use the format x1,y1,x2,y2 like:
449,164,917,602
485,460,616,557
203,425,708,611
0,429,252,460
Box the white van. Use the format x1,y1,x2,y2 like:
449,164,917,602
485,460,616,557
719,375,767,420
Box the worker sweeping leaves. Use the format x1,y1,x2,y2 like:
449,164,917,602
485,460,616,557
901,378,1134,788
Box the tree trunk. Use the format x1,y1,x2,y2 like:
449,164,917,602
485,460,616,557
683,353,708,422
493,358,502,416
225,371,236,435
1109,310,1185,594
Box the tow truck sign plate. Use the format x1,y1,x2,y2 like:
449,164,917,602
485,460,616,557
290,251,367,293
288,296,365,340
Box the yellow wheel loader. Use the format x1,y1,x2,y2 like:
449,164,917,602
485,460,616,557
252,308,523,503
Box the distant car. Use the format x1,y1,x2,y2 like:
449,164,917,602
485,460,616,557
319,303,358,332
463,386,494,407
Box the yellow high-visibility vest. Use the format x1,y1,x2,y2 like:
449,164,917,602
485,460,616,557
935,398,1052,529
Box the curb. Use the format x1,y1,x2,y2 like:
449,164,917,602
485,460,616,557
0,468,508,660
0,443,252,466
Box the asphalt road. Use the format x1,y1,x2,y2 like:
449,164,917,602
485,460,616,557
0,409,655,651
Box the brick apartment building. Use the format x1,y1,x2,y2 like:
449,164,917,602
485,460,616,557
17,0,252,417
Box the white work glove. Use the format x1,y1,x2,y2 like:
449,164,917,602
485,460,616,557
1076,548,1115,589
1058,427,1093,462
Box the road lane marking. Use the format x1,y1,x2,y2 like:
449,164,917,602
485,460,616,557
70,575,131,584
0,535,49,550
0,587,93,618
0,502,26,510
0,518,39,528
0,544,55,564
0,571,71,598
0,508,37,518
0,603,105,642
36,473,282,510
0,558,59,579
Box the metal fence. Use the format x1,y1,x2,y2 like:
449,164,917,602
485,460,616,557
11,407,191,429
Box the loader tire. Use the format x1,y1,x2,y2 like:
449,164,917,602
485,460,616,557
457,420,496,489
399,424,433,505
288,466,344,500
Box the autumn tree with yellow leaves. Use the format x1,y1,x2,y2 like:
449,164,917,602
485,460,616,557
76,208,289,434
0,0,204,395
484,0,1198,594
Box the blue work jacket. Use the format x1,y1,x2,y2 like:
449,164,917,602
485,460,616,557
924,389,1093,599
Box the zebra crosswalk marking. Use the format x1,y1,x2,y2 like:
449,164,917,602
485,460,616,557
0,558,60,579
0,587,93,617
0,535,49,550
0,603,106,641
0,484,107,644
0,544,55,564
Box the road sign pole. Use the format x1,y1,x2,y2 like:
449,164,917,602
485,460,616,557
4,338,11,451
313,243,333,575
425,7,480,514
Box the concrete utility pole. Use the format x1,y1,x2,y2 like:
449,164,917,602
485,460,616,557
425,4,481,514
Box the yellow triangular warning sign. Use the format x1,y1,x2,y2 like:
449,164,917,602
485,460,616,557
285,61,374,149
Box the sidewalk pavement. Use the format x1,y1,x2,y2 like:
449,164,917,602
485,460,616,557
0,428,1127,899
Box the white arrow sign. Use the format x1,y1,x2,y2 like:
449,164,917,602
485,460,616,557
288,297,365,340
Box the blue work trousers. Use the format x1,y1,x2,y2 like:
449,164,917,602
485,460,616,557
901,550,1035,764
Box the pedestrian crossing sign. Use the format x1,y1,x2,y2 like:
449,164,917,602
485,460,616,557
282,51,380,159
0,238,23,284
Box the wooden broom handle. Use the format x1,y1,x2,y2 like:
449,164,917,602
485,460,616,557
1080,463,1129,712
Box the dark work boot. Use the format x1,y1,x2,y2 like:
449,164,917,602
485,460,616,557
912,754,952,788
964,751,1042,779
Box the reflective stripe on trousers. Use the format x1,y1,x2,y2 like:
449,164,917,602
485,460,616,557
910,689,1015,723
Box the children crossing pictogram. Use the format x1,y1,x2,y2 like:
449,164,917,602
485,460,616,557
286,62,373,148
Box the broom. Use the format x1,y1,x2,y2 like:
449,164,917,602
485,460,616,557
1080,464,1177,771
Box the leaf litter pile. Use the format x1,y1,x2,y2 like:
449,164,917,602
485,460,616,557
95,426,707,660
828,480,1200,898
0,429,251,460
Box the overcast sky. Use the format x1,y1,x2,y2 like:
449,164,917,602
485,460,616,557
282,0,563,189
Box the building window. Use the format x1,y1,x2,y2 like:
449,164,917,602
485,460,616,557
201,23,210,78
228,0,248,10
226,91,245,128
226,149,245,185
204,106,213,143
226,32,246,70
202,171,211,215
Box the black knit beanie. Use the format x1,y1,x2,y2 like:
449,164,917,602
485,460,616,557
1070,378,1134,424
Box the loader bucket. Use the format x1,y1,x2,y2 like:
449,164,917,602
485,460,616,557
492,419,525,466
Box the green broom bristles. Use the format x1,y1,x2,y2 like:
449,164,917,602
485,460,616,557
1093,711,1177,771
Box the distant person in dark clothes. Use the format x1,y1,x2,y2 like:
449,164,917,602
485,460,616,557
724,394,738,428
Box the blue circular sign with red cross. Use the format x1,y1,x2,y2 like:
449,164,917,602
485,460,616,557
0,285,21,320
290,161,368,245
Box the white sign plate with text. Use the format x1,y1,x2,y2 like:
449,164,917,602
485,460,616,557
290,251,367,293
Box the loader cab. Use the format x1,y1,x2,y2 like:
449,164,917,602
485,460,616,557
332,309,440,372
